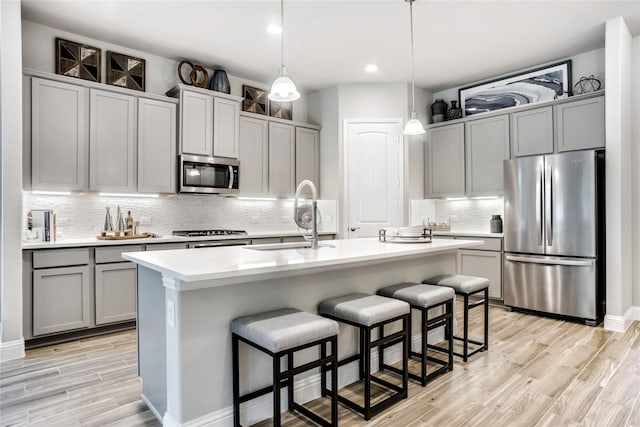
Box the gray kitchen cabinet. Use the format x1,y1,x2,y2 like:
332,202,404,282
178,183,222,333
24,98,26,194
95,263,137,325
295,127,320,195
239,116,269,195
457,249,503,299
31,77,88,191
33,265,90,336
465,115,509,195
89,89,136,192
213,97,240,158
268,122,296,196
138,98,177,193
146,243,188,251
426,123,465,197
180,89,213,156
510,106,553,157
555,96,605,152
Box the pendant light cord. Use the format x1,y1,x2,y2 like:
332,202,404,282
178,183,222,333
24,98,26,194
409,0,416,114
280,0,285,69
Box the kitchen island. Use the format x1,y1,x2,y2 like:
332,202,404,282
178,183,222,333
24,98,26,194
122,237,481,426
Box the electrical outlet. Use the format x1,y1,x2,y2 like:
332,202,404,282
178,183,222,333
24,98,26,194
139,216,152,225
250,215,259,224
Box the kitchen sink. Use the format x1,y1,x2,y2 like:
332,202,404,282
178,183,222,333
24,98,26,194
245,242,335,251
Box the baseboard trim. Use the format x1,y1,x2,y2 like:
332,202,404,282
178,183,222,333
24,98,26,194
603,306,637,332
0,337,25,362
159,330,445,426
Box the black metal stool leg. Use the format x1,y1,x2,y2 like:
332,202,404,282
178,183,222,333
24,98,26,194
287,351,294,410
273,354,281,427
402,315,409,397
330,336,338,427
421,308,427,386
320,341,327,397
378,325,384,371
447,300,454,370
364,326,372,420
484,288,489,351
463,294,469,362
232,334,240,427
359,327,365,380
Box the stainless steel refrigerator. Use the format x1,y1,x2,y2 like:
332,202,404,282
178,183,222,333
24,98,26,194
503,150,605,325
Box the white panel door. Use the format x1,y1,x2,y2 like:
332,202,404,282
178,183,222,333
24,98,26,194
346,120,403,238
138,98,177,193
212,97,240,158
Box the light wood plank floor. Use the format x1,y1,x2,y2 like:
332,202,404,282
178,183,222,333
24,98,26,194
1,305,639,426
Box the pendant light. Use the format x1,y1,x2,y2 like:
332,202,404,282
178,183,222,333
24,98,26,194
269,0,300,102
403,0,425,135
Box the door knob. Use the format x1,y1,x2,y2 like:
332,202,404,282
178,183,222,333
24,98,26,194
350,226,360,232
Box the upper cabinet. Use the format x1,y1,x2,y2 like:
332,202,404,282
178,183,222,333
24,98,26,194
170,85,242,158
465,114,509,196
295,127,320,195
89,89,137,192
31,77,88,191
555,96,605,152
138,98,177,193
268,122,296,197
239,116,269,196
426,123,465,197
510,106,553,157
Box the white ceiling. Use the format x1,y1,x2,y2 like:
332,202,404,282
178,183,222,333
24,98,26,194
20,0,640,93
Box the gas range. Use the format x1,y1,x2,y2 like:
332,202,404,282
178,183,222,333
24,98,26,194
172,229,248,237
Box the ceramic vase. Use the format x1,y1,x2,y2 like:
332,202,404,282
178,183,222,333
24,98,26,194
490,214,503,233
446,100,463,121
209,69,231,94
431,98,447,123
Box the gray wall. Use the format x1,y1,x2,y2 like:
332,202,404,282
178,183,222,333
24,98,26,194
632,34,640,308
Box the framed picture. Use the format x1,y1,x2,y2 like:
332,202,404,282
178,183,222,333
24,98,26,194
107,51,146,91
459,60,572,116
242,85,267,115
55,38,101,83
269,100,292,120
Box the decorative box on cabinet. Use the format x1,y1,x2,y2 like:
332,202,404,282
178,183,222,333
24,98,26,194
555,96,605,152
89,89,137,192
510,106,553,157
30,77,88,191
465,115,509,195
426,123,465,197
239,116,269,195
138,98,177,193
268,122,296,196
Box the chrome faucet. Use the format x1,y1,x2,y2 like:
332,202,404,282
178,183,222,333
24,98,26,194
293,180,319,249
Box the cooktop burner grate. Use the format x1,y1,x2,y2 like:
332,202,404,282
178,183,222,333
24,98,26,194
172,229,247,237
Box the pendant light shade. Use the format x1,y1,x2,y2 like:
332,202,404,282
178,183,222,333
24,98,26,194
269,0,300,102
403,0,425,135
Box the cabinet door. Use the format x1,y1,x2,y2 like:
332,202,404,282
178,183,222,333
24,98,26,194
239,116,269,195
268,122,295,196
181,90,213,155
428,124,465,197
95,263,137,325
213,97,240,158
510,106,553,157
31,78,88,191
90,90,136,192
457,249,502,299
555,96,604,152
33,266,90,336
295,127,320,196
465,115,509,196
138,98,177,193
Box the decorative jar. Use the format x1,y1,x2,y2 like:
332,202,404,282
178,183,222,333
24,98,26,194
490,215,503,233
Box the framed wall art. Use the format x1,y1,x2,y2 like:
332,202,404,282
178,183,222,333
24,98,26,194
459,60,572,116
55,38,101,83
269,100,292,120
242,85,267,115
107,51,146,91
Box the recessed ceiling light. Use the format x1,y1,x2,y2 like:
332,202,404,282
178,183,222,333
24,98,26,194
267,24,282,35
365,64,378,73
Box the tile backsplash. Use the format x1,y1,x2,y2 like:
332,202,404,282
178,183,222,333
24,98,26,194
23,193,337,239
410,198,504,232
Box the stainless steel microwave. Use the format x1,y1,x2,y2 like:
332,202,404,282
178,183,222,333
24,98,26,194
179,154,239,194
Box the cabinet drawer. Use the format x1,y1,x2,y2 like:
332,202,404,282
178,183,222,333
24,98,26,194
251,238,282,245
455,236,502,251
33,248,89,268
145,243,188,251
95,245,143,264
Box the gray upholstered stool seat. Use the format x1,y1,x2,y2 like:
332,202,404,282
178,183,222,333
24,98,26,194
231,307,339,353
423,274,490,362
318,293,410,326
425,274,489,295
231,308,339,426
378,283,455,308
318,293,410,420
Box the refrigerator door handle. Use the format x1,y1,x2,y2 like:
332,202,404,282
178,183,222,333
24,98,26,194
545,162,553,247
505,255,593,267
536,162,543,246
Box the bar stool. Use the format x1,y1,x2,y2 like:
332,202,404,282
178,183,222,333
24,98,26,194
377,282,454,386
231,308,339,427
423,274,489,362
318,293,410,420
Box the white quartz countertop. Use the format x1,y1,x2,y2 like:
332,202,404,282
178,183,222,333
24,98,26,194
432,231,503,238
122,237,482,288
21,230,336,249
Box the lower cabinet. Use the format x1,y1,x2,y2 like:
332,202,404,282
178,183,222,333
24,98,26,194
95,263,137,325
33,266,90,336
457,249,503,300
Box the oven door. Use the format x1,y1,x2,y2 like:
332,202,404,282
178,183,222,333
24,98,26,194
179,155,239,194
